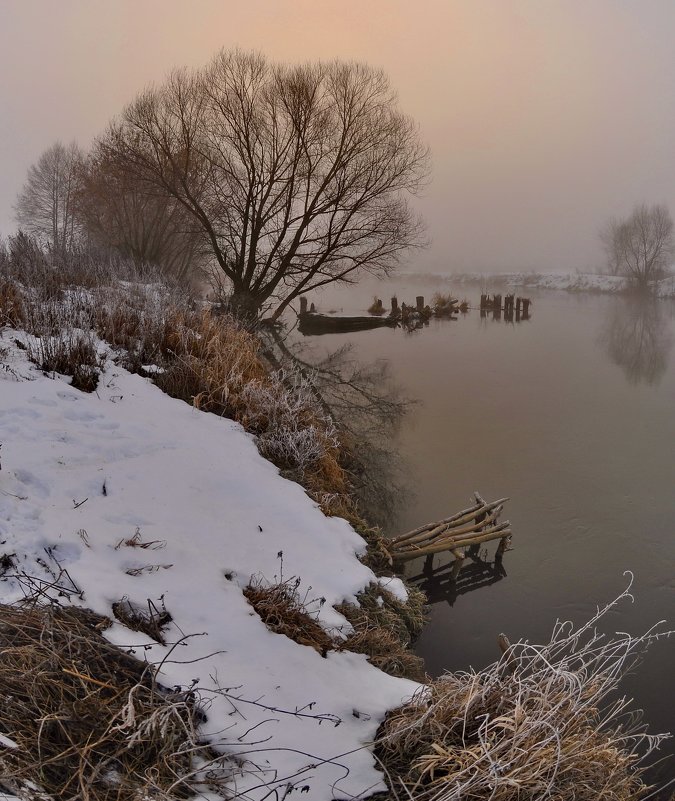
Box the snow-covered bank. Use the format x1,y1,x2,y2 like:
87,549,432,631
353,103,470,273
399,270,675,298
0,334,418,800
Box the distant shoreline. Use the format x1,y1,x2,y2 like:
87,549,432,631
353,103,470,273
396,270,675,299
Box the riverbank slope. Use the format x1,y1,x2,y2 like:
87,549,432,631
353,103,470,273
0,332,419,800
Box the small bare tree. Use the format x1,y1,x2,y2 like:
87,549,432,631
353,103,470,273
15,141,85,253
105,50,429,320
601,203,674,287
76,139,206,282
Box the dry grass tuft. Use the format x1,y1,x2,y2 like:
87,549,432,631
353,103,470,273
336,583,428,683
0,602,202,800
355,582,427,644
0,278,25,328
154,309,267,414
368,297,386,316
243,574,427,682
431,293,459,317
312,491,362,526
25,330,103,392
111,597,173,645
376,580,671,800
243,574,334,656
339,620,427,683
91,285,187,372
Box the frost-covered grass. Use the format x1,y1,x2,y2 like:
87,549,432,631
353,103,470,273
376,578,673,801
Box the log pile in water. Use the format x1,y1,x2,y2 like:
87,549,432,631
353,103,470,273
388,492,512,564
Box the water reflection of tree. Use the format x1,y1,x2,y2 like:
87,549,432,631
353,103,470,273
262,329,413,528
600,296,674,386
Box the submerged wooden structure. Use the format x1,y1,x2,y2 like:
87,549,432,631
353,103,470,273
296,290,531,336
298,295,398,335
480,293,531,321
388,492,512,565
298,312,397,335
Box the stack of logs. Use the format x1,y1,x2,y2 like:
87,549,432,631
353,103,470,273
388,493,512,565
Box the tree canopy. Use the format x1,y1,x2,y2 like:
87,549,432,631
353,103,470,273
104,50,429,318
76,141,203,281
601,203,674,288
15,141,84,253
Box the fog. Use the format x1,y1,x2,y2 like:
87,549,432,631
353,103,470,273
2,0,675,273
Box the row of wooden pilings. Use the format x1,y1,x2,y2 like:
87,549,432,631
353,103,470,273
300,293,531,320
301,294,427,316
480,293,531,320
373,296,426,315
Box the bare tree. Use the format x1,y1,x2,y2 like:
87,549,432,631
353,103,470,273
76,138,206,282
106,50,429,319
15,141,85,253
601,204,674,287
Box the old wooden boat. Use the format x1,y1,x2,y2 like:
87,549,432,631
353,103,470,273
298,312,398,335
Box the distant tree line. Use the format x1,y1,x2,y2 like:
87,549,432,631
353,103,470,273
14,49,429,318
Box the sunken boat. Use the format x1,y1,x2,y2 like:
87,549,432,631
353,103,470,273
298,312,398,336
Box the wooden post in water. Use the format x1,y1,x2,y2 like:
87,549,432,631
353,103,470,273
515,297,522,321
300,296,308,314
390,296,399,314
416,295,425,312
450,553,465,580
521,298,531,318
480,294,488,310
493,294,502,320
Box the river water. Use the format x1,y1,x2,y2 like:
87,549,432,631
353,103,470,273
302,276,675,783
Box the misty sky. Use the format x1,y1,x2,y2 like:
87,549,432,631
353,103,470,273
1,0,675,273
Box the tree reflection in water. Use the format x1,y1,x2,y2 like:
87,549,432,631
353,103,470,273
262,328,413,528
600,295,674,386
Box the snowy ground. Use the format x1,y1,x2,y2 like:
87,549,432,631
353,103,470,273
401,270,675,298
0,332,418,800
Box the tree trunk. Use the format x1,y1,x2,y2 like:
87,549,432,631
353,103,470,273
228,290,263,325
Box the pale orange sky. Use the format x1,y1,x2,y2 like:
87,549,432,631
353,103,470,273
2,0,675,272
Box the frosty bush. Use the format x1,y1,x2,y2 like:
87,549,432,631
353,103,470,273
240,370,339,474
376,578,672,800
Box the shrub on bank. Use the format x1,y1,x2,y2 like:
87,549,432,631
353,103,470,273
376,585,670,800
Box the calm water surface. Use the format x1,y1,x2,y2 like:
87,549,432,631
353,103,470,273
306,277,675,782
